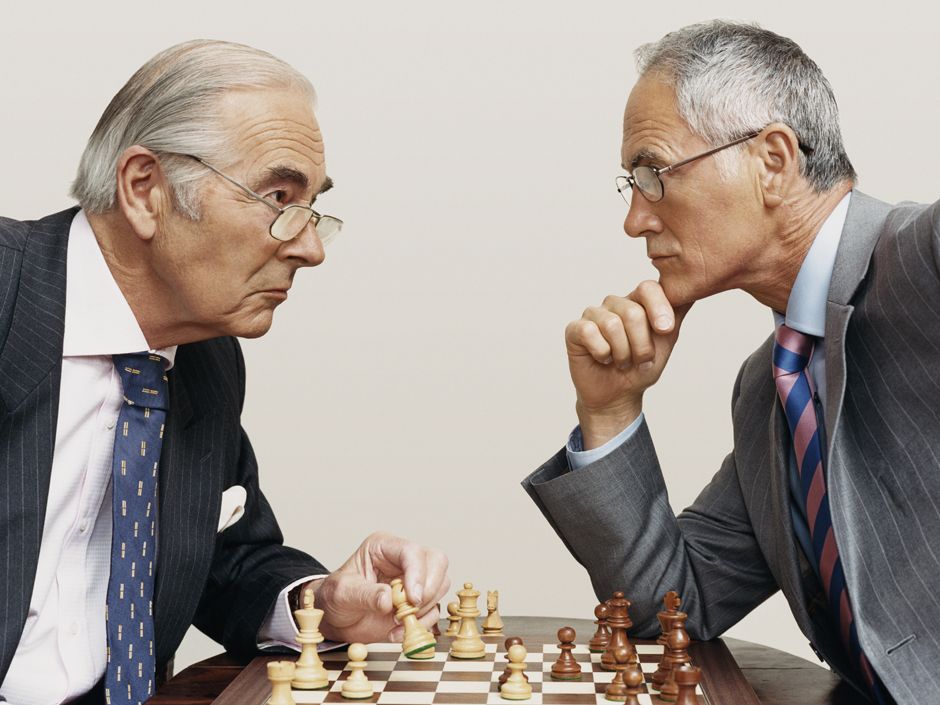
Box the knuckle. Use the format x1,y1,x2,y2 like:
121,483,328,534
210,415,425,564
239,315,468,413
601,294,623,308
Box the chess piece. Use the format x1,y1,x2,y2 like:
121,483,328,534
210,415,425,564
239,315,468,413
589,602,611,652
623,652,645,705
390,578,436,659
341,643,374,700
601,592,635,671
659,613,692,702
604,646,630,702
268,661,297,705
652,591,684,690
446,601,461,636
292,587,329,689
499,644,532,700
500,637,528,686
550,626,582,680
673,663,702,705
449,582,486,659
482,589,505,636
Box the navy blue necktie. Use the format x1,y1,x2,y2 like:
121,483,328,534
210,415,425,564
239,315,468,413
105,353,168,705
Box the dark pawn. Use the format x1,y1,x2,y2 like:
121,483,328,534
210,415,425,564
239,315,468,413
499,637,528,686
673,663,701,705
550,626,582,680
659,617,691,702
604,647,631,702
589,602,611,652
623,652,644,705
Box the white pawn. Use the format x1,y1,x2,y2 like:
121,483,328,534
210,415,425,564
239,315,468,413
500,644,532,700
446,601,461,636
292,587,330,690
341,643,374,700
267,661,297,705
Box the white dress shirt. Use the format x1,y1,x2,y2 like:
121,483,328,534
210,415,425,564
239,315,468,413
0,211,316,705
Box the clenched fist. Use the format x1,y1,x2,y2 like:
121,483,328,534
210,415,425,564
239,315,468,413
565,280,691,449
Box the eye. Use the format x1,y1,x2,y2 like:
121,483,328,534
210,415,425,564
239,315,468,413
266,190,289,204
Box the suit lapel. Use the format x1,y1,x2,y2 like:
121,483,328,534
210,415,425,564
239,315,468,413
822,191,891,458
0,208,75,680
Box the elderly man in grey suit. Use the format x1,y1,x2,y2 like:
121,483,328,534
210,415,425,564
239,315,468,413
523,21,939,705
0,41,449,705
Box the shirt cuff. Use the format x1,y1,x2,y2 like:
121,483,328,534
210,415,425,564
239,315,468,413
256,574,343,652
566,413,645,470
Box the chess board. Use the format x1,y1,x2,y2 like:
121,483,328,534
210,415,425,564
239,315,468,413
212,634,762,705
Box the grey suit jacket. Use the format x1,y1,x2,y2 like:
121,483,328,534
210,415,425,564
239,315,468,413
0,208,328,686
523,191,940,703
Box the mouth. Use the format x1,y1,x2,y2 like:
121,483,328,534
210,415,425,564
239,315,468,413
259,289,289,300
649,254,677,265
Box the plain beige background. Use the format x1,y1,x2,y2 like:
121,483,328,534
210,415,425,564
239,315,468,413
1,0,937,678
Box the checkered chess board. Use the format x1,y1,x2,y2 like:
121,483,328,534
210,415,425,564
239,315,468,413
261,641,708,704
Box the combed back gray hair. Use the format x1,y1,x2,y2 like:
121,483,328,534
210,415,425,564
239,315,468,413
71,39,316,218
635,21,856,191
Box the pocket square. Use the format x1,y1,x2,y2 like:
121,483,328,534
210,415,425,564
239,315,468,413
217,485,247,532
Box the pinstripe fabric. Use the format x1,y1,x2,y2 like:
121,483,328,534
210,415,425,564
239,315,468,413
0,209,329,688
523,191,940,702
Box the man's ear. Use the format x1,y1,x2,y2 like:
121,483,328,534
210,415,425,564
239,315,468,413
114,146,172,241
754,122,803,209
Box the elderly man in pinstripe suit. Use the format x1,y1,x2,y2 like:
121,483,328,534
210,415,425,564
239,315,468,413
0,41,448,705
524,21,939,705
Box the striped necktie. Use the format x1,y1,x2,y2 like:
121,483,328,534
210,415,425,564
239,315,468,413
773,324,889,704
105,352,168,705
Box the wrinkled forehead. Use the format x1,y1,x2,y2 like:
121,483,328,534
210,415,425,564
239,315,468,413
620,76,697,171
220,88,328,190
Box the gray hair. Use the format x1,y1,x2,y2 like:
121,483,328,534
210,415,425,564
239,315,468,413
70,39,317,218
635,21,856,191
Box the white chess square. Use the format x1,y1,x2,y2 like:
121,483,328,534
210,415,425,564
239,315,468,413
388,671,441,682
291,690,330,703
443,660,494,672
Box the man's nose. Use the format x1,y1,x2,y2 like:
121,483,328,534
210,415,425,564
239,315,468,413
278,220,326,267
623,192,661,239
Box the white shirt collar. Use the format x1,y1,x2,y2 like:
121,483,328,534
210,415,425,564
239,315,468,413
774,191,852,337
63,210,177,368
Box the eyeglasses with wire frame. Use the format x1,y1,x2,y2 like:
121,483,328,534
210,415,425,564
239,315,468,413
615,131,762,206
163,152,343,243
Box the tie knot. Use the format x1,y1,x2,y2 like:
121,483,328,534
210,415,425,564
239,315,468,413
773,324,815,377
113,352,170,410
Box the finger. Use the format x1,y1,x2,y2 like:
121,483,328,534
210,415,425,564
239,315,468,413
629,280,676,333
418,552,450,609
416,604,441,632
565,319,613,364
367,532,428,605
606,297,655,366
584,303,631,366
334,573,394,616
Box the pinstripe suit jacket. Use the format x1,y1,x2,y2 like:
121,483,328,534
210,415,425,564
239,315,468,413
0,208,327,685
523,191,940,702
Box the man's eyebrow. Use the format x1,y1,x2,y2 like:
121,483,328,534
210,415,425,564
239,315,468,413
251,165,310,193
624,148,666,171
317,176,334,197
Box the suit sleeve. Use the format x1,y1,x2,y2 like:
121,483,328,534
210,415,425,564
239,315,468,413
522,364,779,640
191,339,329,655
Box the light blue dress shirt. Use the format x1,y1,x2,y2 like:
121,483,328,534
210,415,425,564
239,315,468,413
566,192,853,574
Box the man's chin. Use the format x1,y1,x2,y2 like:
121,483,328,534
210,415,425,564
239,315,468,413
231,310,276,339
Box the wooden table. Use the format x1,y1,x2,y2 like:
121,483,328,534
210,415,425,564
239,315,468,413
151,617,865,705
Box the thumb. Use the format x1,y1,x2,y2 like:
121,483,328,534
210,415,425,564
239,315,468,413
334,576,393,616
